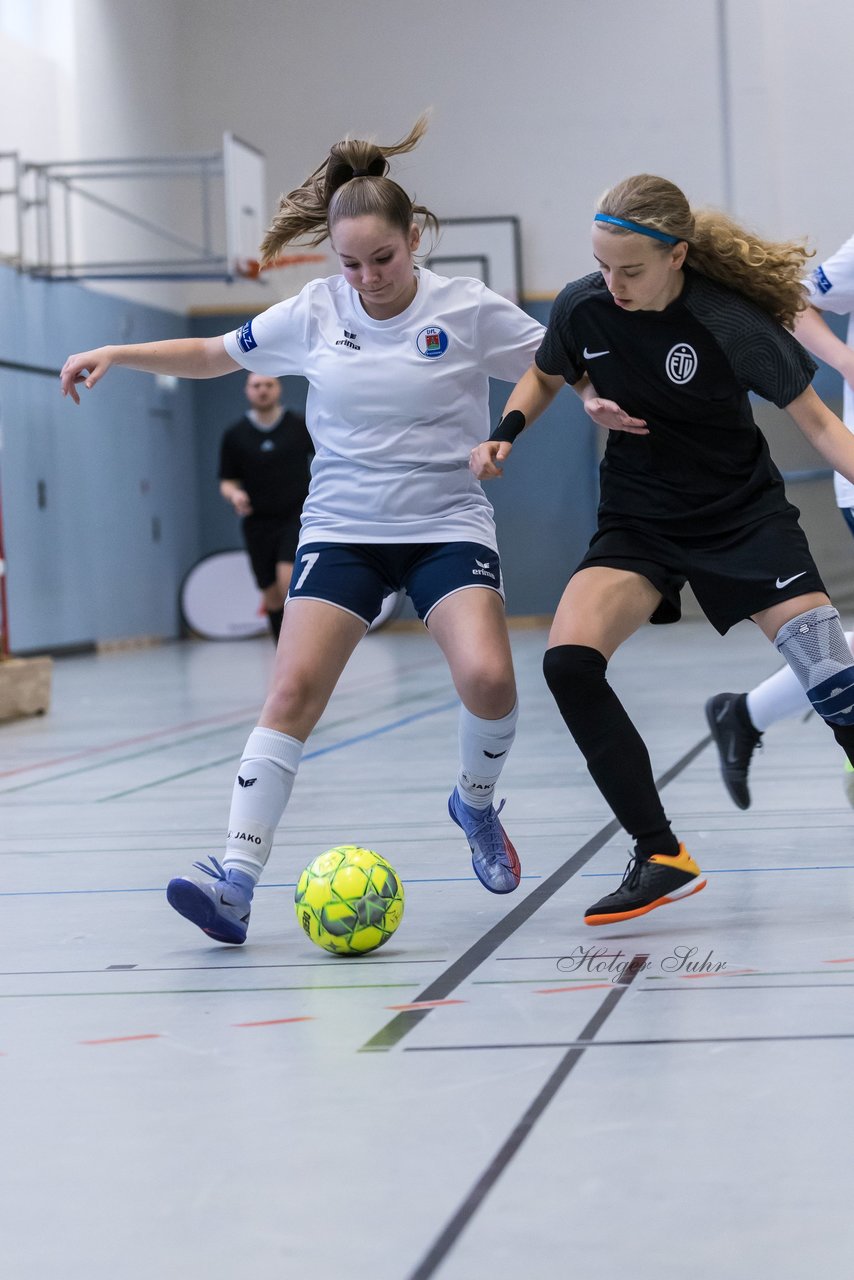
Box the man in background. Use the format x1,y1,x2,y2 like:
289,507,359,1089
219,373,313,641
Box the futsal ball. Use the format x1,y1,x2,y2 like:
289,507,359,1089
294,845,405,956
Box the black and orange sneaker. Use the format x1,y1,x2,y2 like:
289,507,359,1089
584,845,706,926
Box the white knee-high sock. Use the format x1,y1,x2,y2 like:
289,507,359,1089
747,631,854,732
223,727,304,882
456,702,519,810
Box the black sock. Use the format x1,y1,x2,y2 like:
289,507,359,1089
267,607,284,642
831,721,854,767
543,644,679,858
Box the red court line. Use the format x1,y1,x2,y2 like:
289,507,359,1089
233,1017,315,1027
534,983,614,995
0,655,442,782
679,969,756,979
0,707,260,779
385,999,466,1011
824,958,854,964
79,1033,163,1045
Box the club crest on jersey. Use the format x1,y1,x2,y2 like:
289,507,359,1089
416,326,449,358
665,343,698,384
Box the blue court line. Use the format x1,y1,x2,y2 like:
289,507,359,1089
7,862,854,898
98,695,461,801
0,874,543,899
300,698,458,762
582,864,854,876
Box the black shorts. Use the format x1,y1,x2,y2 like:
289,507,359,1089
288,541,504,626
576,507,827,635
242,514,302,589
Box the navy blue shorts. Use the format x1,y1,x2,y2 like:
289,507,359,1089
288,542,504,625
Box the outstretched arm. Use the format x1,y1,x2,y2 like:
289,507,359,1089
793,306,854,390
786,384,854,484
60,335,241,404
469,363,565,479
470,365,649,480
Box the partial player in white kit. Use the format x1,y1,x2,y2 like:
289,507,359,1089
59,116,545,943
706,232,854,808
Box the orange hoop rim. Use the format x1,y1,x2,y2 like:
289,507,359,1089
234,253,327,279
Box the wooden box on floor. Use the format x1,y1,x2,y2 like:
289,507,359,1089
0,656,53,721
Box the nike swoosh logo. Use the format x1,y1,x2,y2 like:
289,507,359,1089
583,347,610,359
776,572,807,589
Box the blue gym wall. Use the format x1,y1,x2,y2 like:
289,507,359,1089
12,275,845,653
189,299,599,620
0,265,199,654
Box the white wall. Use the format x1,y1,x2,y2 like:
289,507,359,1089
3,0,854,311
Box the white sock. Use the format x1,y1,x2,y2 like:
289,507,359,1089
223,727,303,882
747,630,854,732
456,701,518,810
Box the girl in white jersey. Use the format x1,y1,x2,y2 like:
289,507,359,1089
60,118,544,944
706,234,854,809
471,174,854,928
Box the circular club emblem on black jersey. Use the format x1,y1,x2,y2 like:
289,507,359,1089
416,326,449,358
665,343,698,384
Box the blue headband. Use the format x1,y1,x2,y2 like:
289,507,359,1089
594,213,679,245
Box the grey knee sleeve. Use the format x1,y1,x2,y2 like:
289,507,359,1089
774,606,854,725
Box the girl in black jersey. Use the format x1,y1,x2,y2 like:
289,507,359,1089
471,173,854,926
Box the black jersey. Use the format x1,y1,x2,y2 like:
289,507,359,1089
218,412,313,518
536,267,817,536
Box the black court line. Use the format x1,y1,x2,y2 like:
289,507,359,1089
360,734,710,1052
404,954,647,1280
405,1031,854,1051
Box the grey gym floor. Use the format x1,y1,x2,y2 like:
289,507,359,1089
3,617,853,1280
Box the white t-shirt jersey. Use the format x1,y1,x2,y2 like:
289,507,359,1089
803,234,854,507
222,268,544,549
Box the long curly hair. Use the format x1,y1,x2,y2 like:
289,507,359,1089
259,114,438,266
596,174,811,327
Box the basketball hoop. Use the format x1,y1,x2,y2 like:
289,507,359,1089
234,252,327,280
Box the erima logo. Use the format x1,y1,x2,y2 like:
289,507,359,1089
237,776,257,788
484,749,507,759
473,557,496,579
336,328,360,349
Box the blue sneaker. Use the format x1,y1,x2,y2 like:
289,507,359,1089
448,787,521,894
166,856,253,944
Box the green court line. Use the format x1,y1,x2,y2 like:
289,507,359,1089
99,685,454,802
0,982,422,999
0,721,257,796
0,683,448,799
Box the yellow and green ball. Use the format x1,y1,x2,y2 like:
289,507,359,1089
294,845,405,956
